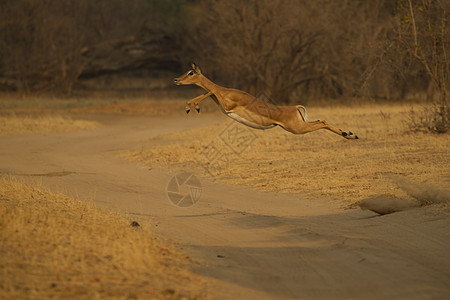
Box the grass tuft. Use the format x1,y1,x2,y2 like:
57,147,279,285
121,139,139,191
0,176,205,299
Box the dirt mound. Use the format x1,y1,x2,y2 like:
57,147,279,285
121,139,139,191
392,175,450,205
359,176,450,215
359,194,420,215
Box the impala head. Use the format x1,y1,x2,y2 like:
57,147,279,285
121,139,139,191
174,63,202,85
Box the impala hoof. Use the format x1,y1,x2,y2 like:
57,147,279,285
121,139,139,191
348,131,359,139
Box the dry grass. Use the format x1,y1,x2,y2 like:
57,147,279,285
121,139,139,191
123,104,450,207
0,88,222,118
0,115,99,136
0,176,205,299
67,101,188,116
0,89,202,117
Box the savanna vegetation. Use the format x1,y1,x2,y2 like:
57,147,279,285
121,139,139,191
1,2,448,298
0,0,448,131
122,104,449,207
0,176,206,299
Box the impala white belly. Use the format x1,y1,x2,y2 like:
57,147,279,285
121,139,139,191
226,112,276,130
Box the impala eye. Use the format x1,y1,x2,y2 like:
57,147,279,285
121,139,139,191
188,71,194,76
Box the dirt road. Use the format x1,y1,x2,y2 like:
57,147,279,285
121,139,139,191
1,114,449,299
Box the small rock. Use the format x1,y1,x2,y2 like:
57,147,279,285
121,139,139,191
130,221,140,227
163,288,176,295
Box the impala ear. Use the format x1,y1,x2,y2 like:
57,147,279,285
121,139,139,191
191,63,201,74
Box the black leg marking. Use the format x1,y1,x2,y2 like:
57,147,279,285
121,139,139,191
186,109,190,114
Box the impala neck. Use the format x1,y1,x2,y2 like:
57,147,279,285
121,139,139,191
195,74,221,93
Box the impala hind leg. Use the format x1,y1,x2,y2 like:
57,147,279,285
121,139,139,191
286,120,358,139
308,120,358,139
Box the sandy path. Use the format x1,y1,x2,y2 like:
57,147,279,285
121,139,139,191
1,114,449,299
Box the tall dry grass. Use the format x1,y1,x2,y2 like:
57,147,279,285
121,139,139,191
123,104,450,206
0,176,205,299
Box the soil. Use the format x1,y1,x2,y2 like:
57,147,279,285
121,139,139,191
1,112,449,299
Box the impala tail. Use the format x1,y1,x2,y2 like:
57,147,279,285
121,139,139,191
296,105,309,122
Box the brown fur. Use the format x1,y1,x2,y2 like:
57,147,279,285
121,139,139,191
175,64,358,139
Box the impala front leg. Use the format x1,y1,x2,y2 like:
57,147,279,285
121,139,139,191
185,91,212,114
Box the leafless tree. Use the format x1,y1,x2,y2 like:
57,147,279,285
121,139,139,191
184,0,324,103
397,0,449,133
0,0,184,94
184,0,398,103
1,0,447,106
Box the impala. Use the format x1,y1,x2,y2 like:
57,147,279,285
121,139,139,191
174,64,358,139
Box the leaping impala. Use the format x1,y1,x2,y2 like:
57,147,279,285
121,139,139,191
174,63,358,139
